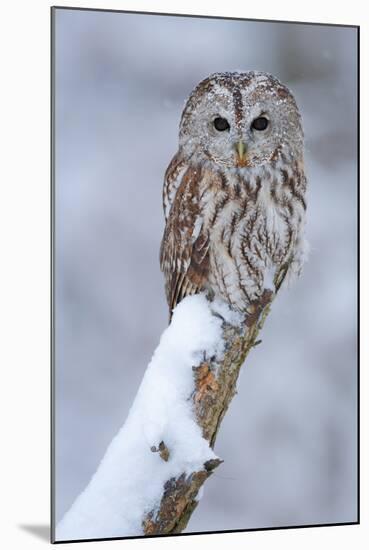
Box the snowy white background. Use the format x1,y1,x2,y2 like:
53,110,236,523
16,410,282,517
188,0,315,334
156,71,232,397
54,9,357,536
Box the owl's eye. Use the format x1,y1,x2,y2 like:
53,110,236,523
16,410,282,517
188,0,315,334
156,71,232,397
251,117,269,131
213,117,230,131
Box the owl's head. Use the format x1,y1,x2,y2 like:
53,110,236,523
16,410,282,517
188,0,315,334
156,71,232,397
178,71,304,170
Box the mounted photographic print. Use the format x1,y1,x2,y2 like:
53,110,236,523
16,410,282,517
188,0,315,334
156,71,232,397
51,6,359,544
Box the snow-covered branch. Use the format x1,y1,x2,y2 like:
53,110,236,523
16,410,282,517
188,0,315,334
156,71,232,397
56,290,273,541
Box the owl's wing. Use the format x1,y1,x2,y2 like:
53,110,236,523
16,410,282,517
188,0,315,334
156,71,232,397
162,150,188,222
160,166,210,317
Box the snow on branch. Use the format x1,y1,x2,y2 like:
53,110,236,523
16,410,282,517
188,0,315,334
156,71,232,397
56,290,273,541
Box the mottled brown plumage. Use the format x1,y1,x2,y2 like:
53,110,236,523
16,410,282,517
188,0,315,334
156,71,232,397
160,71,308,318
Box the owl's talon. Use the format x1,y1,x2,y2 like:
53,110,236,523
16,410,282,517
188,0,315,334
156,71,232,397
246,304,257,315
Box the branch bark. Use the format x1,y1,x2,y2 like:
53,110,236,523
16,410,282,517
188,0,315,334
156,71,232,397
142,288,274,535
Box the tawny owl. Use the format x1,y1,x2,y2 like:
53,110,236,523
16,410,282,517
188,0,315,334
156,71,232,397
160,71,307,318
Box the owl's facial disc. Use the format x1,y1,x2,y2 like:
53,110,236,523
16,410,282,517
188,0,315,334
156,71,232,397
179,71,303,170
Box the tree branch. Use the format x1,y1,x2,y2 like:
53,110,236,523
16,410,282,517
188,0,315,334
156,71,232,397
142,289,273,535
56,290,274,541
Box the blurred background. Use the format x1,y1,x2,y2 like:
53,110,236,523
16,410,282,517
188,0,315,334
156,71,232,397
54,8,358,537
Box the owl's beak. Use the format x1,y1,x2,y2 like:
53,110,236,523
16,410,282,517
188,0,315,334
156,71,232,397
235,141,248,167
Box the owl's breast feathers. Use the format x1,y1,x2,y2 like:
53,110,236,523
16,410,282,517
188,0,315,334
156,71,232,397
160,155,306,315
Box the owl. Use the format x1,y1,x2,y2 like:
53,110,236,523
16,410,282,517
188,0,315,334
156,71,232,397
160,71,307,319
